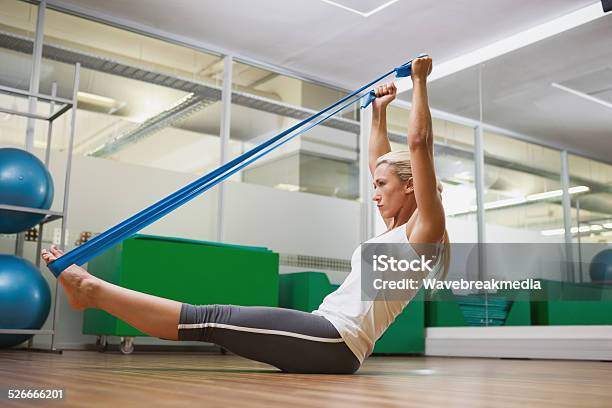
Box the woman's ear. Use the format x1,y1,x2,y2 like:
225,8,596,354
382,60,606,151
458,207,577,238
404,178,414,194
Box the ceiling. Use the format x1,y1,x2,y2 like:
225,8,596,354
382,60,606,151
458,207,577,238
50,0,596,89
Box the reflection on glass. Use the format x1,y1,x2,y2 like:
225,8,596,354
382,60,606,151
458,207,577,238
568,155,612,245
568,155,612,284
0,0,38,91
482,134,564,244
2,4,225,175
229,60,360,199
230,100,359,199
232,61,357,121
243,151,358,200
43,9,223,86
388,104,478,243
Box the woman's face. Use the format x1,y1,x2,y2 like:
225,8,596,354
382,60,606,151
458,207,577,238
372,163,414,218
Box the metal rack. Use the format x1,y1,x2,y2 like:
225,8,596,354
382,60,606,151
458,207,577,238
0,62,81,352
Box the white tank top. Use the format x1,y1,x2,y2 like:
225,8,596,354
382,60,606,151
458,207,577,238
312,223,438,363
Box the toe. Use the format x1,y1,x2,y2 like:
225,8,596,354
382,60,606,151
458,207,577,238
41,252,56,264
50,246,63,257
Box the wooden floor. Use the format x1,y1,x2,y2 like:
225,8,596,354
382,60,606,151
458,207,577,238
1,350,611,407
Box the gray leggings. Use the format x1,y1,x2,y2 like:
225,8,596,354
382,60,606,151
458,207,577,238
177,304,360,374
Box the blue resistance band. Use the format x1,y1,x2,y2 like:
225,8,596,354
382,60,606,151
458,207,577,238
48,56,422,276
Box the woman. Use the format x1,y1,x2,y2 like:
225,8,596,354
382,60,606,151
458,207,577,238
41,56,447,374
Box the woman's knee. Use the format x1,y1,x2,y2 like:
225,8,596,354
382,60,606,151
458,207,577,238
177,304,224,342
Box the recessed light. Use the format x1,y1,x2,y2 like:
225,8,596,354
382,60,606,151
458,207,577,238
318,0,399,17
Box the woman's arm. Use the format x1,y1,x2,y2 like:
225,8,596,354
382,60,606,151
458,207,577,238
368,83,396,177
406,57,445,244
369,83,396,228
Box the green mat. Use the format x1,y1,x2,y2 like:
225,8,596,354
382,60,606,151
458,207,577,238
83,235,279,337
426,287,531,327
456,295,512,326
279,271,424,354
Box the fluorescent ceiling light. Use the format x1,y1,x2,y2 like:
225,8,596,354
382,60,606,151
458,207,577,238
448,185,590,216
541,228,565,236
318,0,399,17
568,185,590,194
526,186,590,201
484,196,527,210
541,224,604,236
396,2,607,93
526,190,563,201
551,82,612,110
275,183,301,192
454,171,473,181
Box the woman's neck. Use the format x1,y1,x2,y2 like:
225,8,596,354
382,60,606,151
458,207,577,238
390,200,417,230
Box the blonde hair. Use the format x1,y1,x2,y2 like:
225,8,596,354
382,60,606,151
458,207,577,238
376,150,450,281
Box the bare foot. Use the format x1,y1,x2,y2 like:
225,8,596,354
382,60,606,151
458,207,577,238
41,245,98,311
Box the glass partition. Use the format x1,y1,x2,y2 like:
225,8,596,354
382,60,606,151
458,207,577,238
483,134,564,243
568,155,612,245
232,61,356,120
568,155,612,284
387,110,479,243
20,7,226,175
230,60,359,199
0,0,38,92
44,9,223,86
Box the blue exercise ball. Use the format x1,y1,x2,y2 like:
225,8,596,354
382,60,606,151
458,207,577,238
0,147,54,234
0,255,51,348
590,248,612,284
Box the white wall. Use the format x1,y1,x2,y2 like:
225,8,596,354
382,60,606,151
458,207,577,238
224,181,360,258
48,150,219,241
